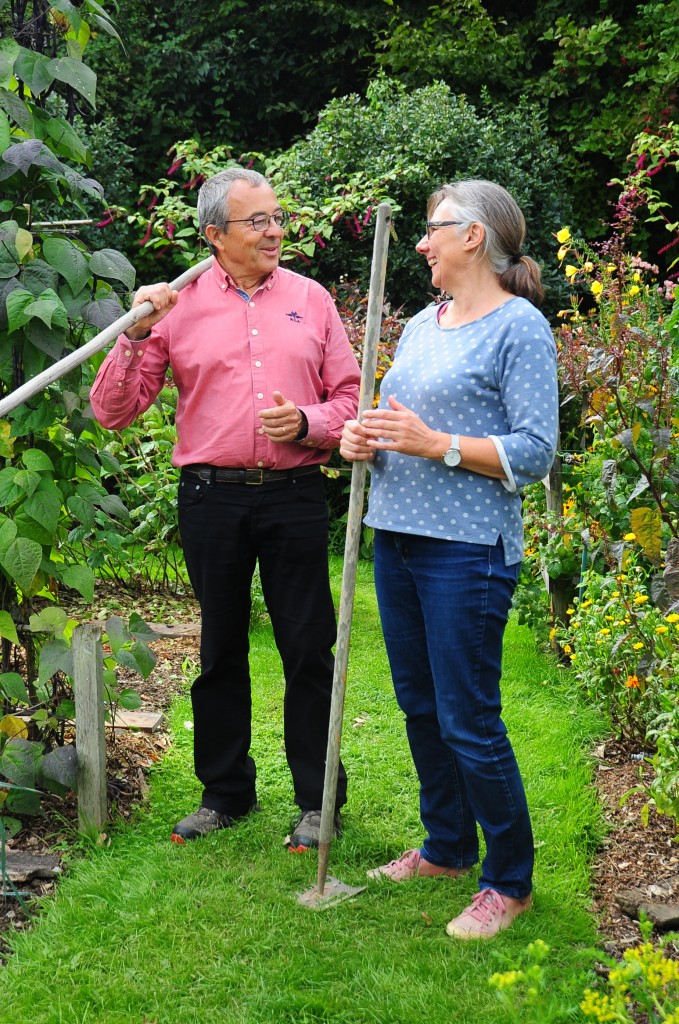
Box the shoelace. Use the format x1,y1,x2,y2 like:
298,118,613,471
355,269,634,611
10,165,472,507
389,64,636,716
468,889,506,923
386,850,419,871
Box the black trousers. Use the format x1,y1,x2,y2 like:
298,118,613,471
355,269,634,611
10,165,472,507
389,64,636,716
177,468,347,818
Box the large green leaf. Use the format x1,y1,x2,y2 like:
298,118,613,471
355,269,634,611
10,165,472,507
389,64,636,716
0,671,28,702
1,536,42,593
22,448,54,473
82,295,124,328
12,469,41,498
38,744,77,795
23,288,69,330
42,237,89,294
0,516,17,555
41,112,88,164
0,111,10,157
47,57,96,109
0,88,33,134
49,0,81,34
0,468,23,507
94,492,130,521
13,50,54,97
0,611,18,645
5,288,33,332
0,737,40,788
67,494,96,530
23,485,62,535
37,638,73,685
89,248,135,290
3,138,63,176
0,39,19,86
20,258,59,296
60,563,94,602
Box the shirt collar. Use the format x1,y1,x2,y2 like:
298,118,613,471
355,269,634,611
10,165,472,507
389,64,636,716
210,260,279,294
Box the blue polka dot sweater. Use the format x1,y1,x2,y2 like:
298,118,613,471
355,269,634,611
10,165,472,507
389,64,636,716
364,296,559,565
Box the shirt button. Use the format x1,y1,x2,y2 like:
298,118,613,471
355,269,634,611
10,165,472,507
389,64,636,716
249,301,255,307
116,381,123,387
257,392,264,399
252,329,258,336
255,361,261,367
124,349,132,357
258,427,264,434
257,461,264,468
137,351,143,357
221,284,226,291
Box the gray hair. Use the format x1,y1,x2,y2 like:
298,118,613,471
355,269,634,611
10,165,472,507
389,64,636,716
427,179,544,305
197,167,270,248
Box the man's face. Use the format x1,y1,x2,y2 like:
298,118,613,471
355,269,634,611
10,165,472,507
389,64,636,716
208,180,284,290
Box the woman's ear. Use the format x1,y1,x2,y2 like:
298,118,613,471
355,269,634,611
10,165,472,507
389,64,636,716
464,221,485,253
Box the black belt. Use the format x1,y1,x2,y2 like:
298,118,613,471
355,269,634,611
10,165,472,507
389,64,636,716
182,464,321,486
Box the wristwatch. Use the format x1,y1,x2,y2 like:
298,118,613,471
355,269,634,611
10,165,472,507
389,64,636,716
442,434,462,468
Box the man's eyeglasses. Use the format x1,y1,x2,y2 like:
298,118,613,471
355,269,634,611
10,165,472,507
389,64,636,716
426,220,463,238
222,212,290,232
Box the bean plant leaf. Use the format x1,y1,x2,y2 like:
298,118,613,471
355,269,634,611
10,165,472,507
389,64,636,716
0,87,34,134
629,506,662,565
47,57,96,109
0,672,28,703
0,111,9,155
82,296,124,329
0,39,20,84
118,687,143,710
60,563,94,602
88,248,135,290
23,485,61,536
0,737,38,787
0,467,22,506
104,616,129,656
38,744,77,795
42,237,89,294
6,288,34,332
20,258,59,296
0,716,28,742
13,50,54,97
37,638,73,685
1,536,43,593
29,606,68,636
67,494,96,530
0,420,13,459
128,613,157,643
0,611,19,645
23,288,69,330
21,448,53,472
0,815,22,841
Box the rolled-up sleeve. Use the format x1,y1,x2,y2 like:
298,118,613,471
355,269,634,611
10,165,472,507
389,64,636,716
491,322,559,492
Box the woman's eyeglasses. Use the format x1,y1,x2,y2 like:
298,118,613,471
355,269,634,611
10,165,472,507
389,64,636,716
425,220,463,238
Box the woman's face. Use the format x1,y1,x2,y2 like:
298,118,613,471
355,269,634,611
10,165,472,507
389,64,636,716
415,200,465,292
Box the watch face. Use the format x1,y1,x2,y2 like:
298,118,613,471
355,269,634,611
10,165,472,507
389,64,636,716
443,447,461,467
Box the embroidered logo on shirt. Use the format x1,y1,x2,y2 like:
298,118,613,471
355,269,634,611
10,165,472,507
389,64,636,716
286,310,303,322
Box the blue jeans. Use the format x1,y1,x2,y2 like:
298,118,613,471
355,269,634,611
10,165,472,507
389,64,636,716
374,530,533,899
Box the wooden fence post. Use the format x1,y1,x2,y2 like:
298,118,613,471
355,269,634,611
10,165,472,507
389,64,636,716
72,624,107,832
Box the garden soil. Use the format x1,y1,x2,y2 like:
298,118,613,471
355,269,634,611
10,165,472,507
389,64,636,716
0,584,677,963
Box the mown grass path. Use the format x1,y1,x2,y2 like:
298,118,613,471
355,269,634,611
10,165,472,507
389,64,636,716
3,560,606,1023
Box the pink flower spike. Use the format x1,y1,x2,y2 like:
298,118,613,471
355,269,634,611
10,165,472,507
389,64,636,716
147,194,158,211
363,206,373,226
139,223,152,245
165,221,176,239
167,158,183,176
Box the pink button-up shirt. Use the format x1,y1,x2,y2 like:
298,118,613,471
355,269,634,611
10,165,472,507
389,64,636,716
89,262,361,469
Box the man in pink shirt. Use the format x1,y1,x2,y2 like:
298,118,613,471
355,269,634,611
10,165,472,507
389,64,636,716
90,168,360,848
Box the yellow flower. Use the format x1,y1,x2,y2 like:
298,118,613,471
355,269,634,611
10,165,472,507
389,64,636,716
563,643,572,654
607,263,617,272
633,593,648,604
633,271,641,281
565,264,578,279
633,642,644,650
599,627,611,635
591,280,603,296
624,532,636,541
557,244,570,261
583,261,593,272
566,607,575,616
655,625,668,634
612,591,620,597
628,285,640,297
665,613,679,623
556,227,571,244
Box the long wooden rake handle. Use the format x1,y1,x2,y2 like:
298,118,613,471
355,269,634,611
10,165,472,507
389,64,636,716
0,255,215,418
316,202,392,896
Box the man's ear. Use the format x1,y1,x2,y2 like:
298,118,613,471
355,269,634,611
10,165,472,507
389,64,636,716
204,224,222,251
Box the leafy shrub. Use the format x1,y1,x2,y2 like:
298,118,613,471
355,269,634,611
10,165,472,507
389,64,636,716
270,76,571,314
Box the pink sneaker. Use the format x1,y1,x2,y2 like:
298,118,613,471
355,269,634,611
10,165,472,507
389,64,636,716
367,848,469,882
445,888,532,939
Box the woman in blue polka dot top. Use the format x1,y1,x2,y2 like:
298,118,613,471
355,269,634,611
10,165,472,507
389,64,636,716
340,179,558,939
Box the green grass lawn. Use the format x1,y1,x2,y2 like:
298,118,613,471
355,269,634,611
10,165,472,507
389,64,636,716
2,559,607,1024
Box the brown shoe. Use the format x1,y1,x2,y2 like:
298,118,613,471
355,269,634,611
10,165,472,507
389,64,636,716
446,888,532,939
367,848,469,882
171,806,233,844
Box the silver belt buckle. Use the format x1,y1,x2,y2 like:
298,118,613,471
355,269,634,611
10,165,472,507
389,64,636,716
246,469,265,485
